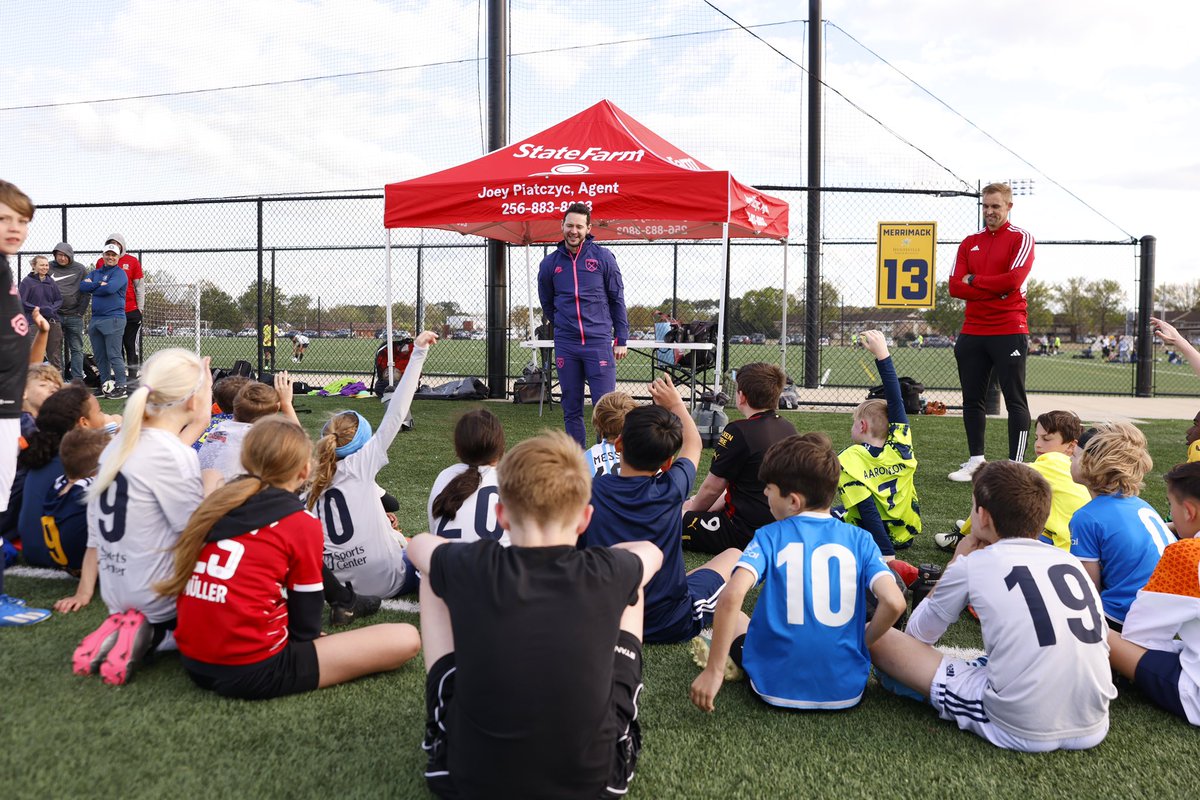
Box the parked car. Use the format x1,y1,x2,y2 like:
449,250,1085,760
924,335,953,348
451,330,472,340
147,326,168,337
236,329,257,337
729,334,751,344
376,329,412,339
819,336,830,346
749,333,766,345
785,334,804,345
332,329,352,338
210,328,233,338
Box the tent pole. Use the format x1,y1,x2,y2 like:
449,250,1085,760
525,242,535,339
715,222,730,396
385,228,395,387
779,238,789,376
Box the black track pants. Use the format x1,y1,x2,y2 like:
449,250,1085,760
954,332,1031,461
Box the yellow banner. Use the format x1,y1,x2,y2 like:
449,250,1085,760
876,222,937,308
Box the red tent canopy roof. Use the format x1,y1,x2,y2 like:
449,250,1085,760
384,99,788,244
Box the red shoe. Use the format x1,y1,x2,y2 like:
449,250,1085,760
72,612,125,675
888,559,919,588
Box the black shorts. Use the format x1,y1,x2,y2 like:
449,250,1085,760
681,511,752,553
1134,648,1189,721
182,640,319,701
423,630,644,799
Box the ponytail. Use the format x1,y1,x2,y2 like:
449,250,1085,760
305,411,358,511
432,409,505,521
431,465,483,520
88,386,150,499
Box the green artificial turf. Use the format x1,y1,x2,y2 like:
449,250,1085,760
2,399,1196,799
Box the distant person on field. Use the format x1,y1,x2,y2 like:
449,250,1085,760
584,374,741,644
1069,422,1173,630
689,432,905,712
870,461,1116,751
947,182,1034,481
80,243,128,399
939,410,1091,553
19,255,63,371
262,315,279,371
51,243,89,380
427,409,507,545
163,417,420,700
585,390,636,477
682,362,797,553
291,331,309,363
1109,461,1200,726
1151,316,1200,378
407,430,662,799
96,234,144,383
836,330,922,587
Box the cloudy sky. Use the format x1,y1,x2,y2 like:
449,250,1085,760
2,0,1195,308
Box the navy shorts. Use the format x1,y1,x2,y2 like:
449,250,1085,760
182,639,320,700
1134,648,1188,721
644,568,726,644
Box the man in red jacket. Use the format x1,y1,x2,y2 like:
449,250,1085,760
947,183,1034,481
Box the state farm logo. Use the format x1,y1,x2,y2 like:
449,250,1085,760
529,163,592,178
514,144,644,163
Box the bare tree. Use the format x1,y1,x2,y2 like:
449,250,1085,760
1084,279,1125,335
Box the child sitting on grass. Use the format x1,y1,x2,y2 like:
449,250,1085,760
162,417,420,700
585,390,636,477
73,348,216,685
690,432,905,712
869,460,1116,751
836,330,921,586
198,373,299,483
46,429,110,607
938,409,1091,552
427,409,507,545
584,374,741,644
192,374,250,451
308,331,436,610
0,364,65,556
1109,461,1200,726
407,431,662,799
1070,422,1174,630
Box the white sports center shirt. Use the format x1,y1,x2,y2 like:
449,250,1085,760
426,463,508,546
87,428,205,623
908,537,1116,741
313,344,427,598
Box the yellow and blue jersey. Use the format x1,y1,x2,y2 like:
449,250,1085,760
838,422,921,546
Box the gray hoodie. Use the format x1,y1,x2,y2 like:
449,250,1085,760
50,242,89,317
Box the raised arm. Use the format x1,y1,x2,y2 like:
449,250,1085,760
648,373,700,467
1152,317,1200,378
860,329,906,425
361,331,438,461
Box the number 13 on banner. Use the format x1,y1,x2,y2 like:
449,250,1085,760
876,222,936,308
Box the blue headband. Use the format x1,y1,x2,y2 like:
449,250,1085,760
328,412,372,458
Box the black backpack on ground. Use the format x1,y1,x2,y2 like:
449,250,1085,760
512,365,552,404
866,377,925,415
414,378,489,401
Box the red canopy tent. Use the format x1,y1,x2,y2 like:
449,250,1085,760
382,99,791,390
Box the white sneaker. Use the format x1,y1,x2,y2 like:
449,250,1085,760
954,519,966,533
933,530,965,552
948,459,985,482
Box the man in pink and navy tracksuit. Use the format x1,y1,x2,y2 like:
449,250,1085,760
537,203,628,448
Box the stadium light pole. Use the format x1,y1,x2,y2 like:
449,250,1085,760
804,0,822,389
485,0,509,398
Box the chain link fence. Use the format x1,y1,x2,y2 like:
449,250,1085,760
16,189,1145,403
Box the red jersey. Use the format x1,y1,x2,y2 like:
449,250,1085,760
175,505,324,666
948,221,1034,336
95,254,142,312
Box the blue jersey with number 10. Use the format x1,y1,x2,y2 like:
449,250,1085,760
736,512,890,709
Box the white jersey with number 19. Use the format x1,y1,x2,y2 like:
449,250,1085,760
908,538,1116,741
735,511,890,709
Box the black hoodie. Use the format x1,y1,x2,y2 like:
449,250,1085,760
206,485,323,643
49,242,89,317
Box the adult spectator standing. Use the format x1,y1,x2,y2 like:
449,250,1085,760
536,203,628,447
947,182,1034,481
96,233,143,384
19,255,62,369
50,243,89,380
80,243,128,399
261,314,280,372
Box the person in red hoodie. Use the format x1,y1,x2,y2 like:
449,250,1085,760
947,183,1034,482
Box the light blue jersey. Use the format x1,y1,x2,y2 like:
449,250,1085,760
584,439,620,477
1070,494,1172,623
736,511,890,709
